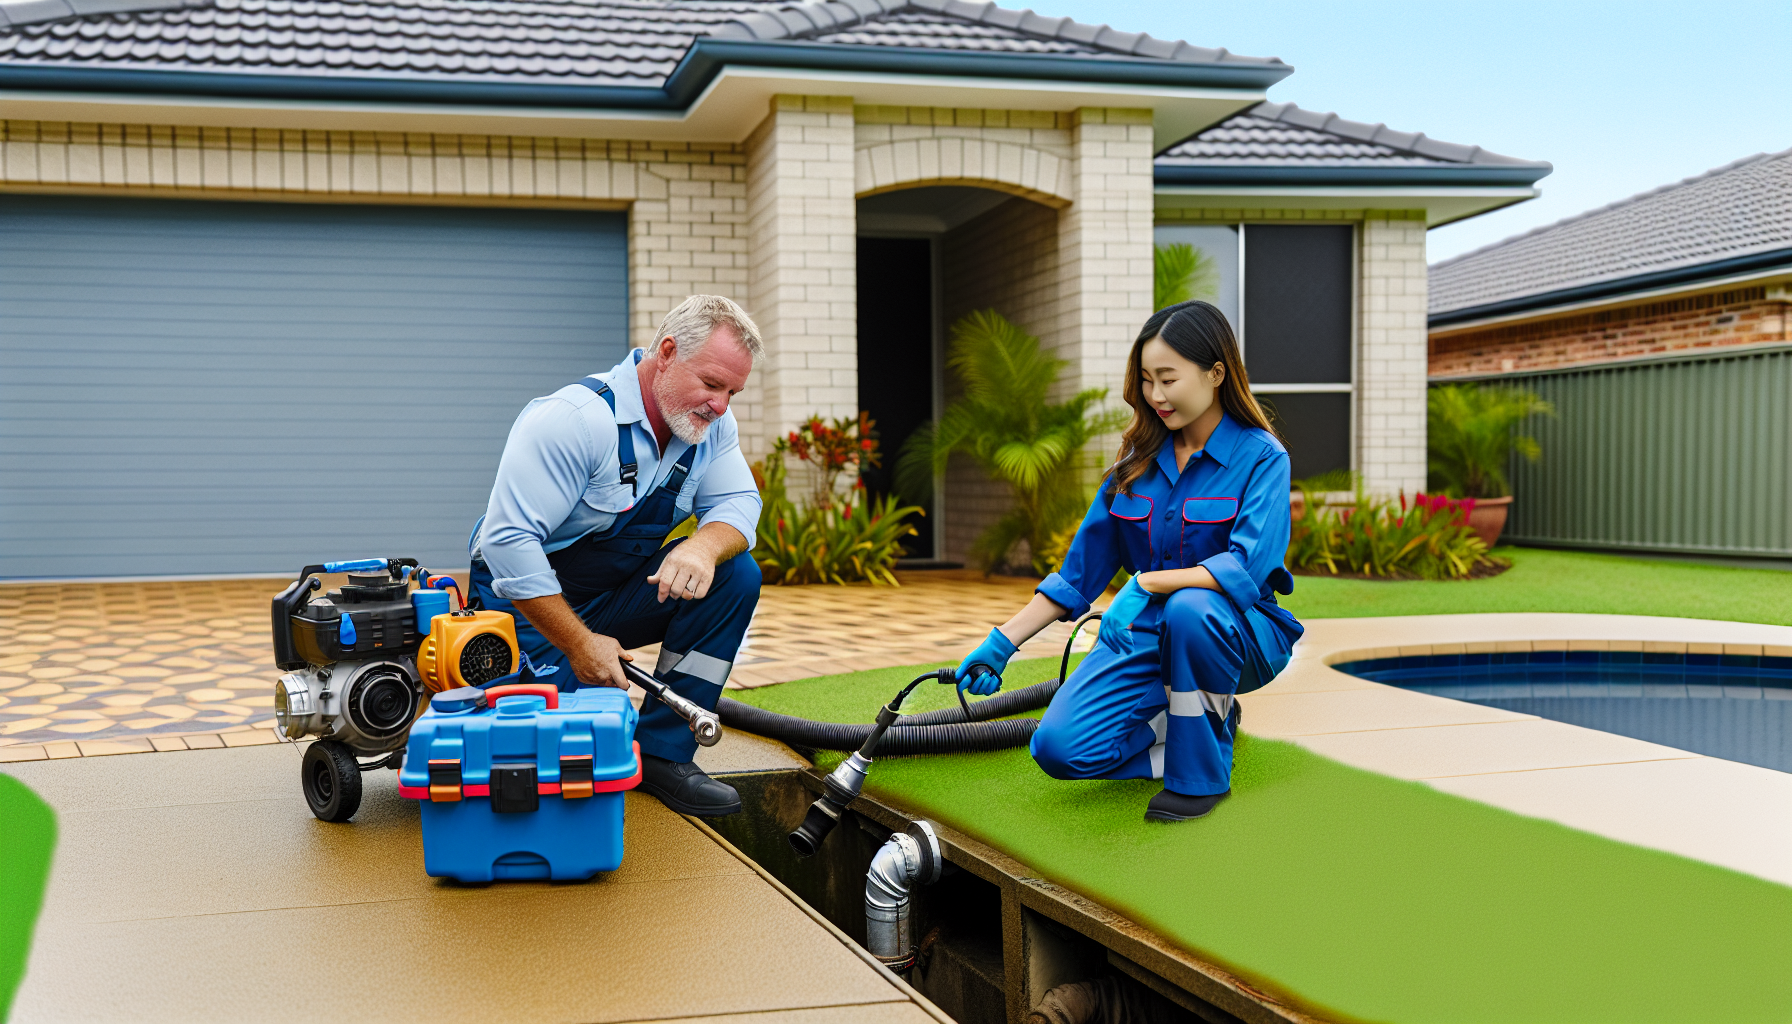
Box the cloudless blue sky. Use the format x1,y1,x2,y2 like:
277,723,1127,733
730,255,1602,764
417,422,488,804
1044,1,1792,264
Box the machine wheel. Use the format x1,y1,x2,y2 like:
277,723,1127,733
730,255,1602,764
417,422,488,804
302,740,363,822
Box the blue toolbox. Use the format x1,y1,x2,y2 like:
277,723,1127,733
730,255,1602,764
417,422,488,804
399,678,641,883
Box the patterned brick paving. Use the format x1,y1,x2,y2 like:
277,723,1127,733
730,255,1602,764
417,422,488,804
0,570,1099,761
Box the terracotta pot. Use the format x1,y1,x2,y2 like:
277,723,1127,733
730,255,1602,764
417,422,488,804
1466,495,1513,549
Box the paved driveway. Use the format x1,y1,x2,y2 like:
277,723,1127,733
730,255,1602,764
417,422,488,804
0,570,1084,760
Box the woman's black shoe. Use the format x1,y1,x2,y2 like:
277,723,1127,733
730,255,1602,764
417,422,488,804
638,754,742,817
1144,788,1229,822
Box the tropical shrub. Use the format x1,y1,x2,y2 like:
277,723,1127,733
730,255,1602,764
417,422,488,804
753,420,921,586
1288,488,1504,581
1153,242,1220,310
1427,384,1554,498
773,413,879,510
897,310,1128,575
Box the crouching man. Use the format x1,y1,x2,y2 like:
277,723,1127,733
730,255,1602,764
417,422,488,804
469,295,763,817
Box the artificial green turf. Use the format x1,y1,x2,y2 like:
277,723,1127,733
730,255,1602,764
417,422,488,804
0,774,55,1023
1282,545,1792,626
737,657,1792,1024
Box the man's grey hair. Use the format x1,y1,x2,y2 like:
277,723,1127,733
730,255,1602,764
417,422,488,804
655,294,763,363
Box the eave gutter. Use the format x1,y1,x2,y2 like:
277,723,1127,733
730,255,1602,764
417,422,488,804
1154,164,1552,188
1428,244,1792,329
0,38,1293,110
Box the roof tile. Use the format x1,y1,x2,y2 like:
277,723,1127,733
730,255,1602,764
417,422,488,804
1156,103,1541,171
1430,148,1792,314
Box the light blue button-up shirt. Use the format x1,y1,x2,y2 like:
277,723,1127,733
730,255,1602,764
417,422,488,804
472,349,761,601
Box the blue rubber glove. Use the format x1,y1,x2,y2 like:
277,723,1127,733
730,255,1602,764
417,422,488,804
956,627,1018,696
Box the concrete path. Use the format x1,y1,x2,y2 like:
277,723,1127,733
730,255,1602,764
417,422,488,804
2,731,946,1024
1248,613,1792,887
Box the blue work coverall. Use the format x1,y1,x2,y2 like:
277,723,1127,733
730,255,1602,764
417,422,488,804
468,349,762,764
1031,413,1303,797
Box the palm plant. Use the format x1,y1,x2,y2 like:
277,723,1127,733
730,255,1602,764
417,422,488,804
1427,384,1554,498
1153,242,1219,310
897,310,1127,574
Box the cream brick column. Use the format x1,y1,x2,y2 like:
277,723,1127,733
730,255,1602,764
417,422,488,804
1357,215,1429,495
1051,109,1156,404
744,96,858,459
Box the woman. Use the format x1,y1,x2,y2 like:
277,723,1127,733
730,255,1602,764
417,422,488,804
953,300,1304,822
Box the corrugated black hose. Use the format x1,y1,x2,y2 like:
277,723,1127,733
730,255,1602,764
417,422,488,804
715,677,1060,755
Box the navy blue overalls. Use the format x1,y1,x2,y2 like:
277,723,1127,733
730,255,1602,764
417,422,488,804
471,376,760,764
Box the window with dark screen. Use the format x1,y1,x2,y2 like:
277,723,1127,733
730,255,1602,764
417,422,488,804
1241,224,1354,479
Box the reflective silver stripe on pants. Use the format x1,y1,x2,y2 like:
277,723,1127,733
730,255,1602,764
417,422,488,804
1148,742,1166,779
655,648,733,687
1167,689,1234,721
1148,709,1168,744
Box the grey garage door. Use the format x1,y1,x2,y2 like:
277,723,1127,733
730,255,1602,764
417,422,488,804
0,195,627,578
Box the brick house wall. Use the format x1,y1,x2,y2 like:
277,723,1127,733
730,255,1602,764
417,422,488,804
0,108,1162,562
1429,286,1792,377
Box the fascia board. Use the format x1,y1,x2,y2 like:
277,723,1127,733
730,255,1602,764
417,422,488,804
1154,184,1538,226
0,65,1262,147
1154,165,1550,187
1428,265,1792,337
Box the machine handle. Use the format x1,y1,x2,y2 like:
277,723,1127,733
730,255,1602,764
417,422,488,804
321,558,389,573
484,683,559,709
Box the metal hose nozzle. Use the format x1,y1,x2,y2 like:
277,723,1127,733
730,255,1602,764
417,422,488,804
621,661,723,746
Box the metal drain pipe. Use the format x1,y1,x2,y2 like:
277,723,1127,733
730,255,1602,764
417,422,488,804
865,820,943,974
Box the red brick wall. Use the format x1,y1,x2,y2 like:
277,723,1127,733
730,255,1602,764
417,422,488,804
1429,286,1789,377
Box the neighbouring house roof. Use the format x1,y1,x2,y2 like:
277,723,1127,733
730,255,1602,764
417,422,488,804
1152,101,1552,189
1430,148,1792,327
0,0,1288,104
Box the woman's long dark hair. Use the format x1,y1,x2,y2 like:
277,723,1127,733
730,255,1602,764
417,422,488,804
1110,300,1278,494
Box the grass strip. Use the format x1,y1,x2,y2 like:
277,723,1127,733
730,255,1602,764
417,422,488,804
736,657,1792,1024
1282,546,1792,625
0,773,55,1022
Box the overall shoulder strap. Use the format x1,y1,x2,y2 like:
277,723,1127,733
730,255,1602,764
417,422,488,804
573,377,638,495
661,443,698,495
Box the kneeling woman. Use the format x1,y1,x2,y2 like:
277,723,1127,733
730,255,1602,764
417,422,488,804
954,300,1304,822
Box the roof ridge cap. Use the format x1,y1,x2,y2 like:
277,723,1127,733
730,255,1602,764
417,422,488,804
0,0,209,29
710,0,1287,65
1431,145,1792,271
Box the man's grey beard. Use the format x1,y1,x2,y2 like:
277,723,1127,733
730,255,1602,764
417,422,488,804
652,372,718,445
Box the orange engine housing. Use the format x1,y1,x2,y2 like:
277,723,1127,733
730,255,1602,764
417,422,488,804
417,610,521,692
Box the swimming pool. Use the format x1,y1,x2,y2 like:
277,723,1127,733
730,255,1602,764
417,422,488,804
1334,650,1792,774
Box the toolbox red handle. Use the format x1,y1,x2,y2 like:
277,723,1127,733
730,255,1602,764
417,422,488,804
483,683,558,709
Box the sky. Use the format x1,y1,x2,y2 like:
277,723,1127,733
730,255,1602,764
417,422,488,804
1045,0,1792,264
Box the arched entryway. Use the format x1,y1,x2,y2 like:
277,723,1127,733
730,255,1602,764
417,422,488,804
856,184,1062,564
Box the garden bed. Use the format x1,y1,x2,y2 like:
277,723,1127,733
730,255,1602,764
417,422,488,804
732,655,1792,1024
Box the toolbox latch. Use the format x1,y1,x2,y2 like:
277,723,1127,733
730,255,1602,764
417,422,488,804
559,755,594,799
427,759,463,802
491,762,540,814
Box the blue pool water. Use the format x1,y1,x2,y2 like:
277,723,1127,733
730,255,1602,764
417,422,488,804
1335,650,1792,774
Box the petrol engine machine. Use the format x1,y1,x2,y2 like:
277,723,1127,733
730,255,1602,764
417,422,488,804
271,556,721,830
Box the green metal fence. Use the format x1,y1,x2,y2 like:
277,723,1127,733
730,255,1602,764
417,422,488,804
1445,344,1792,557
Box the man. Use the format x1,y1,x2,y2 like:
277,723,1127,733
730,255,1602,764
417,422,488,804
469,294,763,817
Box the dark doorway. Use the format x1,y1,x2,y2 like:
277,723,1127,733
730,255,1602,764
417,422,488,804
856,235,935,559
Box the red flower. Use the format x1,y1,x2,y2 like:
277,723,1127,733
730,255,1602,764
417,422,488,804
860,438,874,450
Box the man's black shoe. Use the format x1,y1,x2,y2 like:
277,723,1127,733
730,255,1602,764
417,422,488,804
638,754,742,817
1144,788,1229,822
